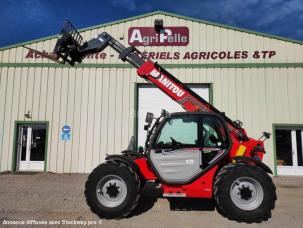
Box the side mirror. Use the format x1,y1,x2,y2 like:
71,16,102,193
263,132,271,139
145,112,154,124
258,131,271,141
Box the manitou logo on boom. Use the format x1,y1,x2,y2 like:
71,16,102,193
149,69,185,97
128,27,189,46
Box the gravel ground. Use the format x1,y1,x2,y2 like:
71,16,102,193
0,173,302,228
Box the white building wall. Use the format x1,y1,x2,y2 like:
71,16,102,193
0,12,302,172
1,13,303,65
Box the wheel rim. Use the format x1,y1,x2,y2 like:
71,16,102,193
230,176,264,211
96,175,127,208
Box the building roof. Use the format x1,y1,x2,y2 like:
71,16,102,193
1,10,302,51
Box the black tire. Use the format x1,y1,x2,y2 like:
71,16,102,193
85,161,141,219
214,164,276,223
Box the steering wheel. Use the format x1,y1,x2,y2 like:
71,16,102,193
170,137,183,147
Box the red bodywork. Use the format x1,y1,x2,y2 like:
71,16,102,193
134,61,265,198
43,22,266,199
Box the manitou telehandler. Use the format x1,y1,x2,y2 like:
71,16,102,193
29,21,276,223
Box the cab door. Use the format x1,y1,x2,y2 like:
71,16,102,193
149,115,202,183
149,114,229,184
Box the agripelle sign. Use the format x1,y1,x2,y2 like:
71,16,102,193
128,27,189,46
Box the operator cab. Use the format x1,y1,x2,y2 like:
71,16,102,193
145,111,230,184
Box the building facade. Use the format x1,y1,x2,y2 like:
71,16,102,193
0,11,302,175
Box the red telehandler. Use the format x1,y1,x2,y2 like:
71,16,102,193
32,21,276,223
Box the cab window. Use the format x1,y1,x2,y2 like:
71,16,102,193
154,116,198,149
202,117,227,148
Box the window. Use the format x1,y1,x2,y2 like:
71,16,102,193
276,129,303,167
202,117,227,148
155,116,198,149
275,127,303,175
276,129,293,166
153,115,228,150
296,130,303,166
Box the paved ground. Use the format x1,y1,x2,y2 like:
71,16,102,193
0,173,302,228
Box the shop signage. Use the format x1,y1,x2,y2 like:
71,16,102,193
24,49,276,61
128,27,189,46
25,50,107,60
141,50,276,60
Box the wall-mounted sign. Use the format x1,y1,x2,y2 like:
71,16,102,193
141,50,276,60
61,125,71,141
128,27,189,46
24,49,276,61
25,50,107,60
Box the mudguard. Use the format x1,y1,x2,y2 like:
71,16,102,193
105,154,141,176
121,150,145,159
233,156,273,174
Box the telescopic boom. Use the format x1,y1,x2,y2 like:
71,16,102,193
52,21,248,142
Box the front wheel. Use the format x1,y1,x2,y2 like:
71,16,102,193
85,161,141,218
214,164,276,223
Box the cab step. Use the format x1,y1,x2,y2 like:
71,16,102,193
163,193,186,197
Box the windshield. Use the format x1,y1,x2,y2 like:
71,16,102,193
152,114,228,150
154,115,198,149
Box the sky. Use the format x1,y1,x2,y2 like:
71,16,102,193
0,0,303,48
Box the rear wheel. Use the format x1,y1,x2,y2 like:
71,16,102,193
214,164,276,223
85,161,141,218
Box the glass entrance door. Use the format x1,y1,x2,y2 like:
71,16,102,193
16,124,47,171
276,129,303,175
